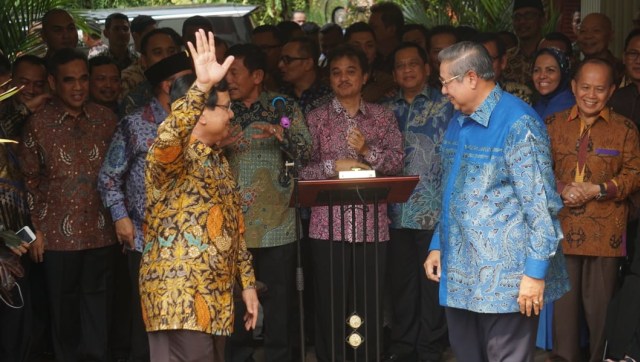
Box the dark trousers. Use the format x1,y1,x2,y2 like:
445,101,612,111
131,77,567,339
44,244,117,362
127,250,149,362
606,274,640,360
149,330,225,362
310,238,387,362
606,233,640,360
387,228,446,361
551,255,620,362
227,243,296,362
446,308,539,362
110,248,131,360
28,258,52,359
0,254,32,362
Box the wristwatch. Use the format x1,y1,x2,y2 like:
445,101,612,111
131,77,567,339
595,183,606,200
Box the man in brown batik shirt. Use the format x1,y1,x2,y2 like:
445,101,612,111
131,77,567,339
545,58,640,362
18,48,118,362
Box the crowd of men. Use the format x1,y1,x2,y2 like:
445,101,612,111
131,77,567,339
1,0,640,361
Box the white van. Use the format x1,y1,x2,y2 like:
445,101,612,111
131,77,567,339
81,4,258,46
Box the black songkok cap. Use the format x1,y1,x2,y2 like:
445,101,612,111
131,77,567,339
513,0,544,13
145,51,193,87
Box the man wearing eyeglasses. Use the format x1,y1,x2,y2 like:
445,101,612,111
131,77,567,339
98,52,193,362
223,43,311,362
278,37,333,115
424,41,569,361
503,0,545,86
382,42,452,362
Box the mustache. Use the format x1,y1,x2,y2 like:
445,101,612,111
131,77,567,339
338,81,352,87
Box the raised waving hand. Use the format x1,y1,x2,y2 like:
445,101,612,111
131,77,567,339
187,29,234,93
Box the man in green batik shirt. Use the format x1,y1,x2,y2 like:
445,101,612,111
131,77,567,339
223,43,311,362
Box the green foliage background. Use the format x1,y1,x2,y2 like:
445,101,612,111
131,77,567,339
0,0,560,60
395,0,558,34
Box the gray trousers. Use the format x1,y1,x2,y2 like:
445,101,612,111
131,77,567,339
446,308,539,362
149,330,226,362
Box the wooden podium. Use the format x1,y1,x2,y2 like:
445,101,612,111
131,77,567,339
292,176,419,208
291,176,418,362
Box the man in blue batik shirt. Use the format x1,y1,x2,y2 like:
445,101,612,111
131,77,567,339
97,52,192,362
424,41,569,361
383,42,452,362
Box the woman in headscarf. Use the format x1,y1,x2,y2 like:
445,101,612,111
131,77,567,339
532,47,575,120
531,47,575,351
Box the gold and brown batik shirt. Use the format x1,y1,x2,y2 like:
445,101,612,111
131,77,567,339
140,84,255,336
546,106,640,257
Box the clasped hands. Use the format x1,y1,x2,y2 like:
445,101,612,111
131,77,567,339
561,181,600,207
334,128,372,172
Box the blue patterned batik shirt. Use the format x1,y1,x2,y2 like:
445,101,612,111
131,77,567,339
98,97,168,252
384,85,453,231
430,85,569,313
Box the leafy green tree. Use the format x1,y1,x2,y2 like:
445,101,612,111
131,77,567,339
395,0,559,34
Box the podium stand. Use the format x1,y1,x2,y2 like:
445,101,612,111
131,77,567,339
291,176,418,362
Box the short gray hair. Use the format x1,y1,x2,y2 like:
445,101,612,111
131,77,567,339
438,41,495,81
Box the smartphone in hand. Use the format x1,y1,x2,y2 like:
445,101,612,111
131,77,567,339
15,226,36,244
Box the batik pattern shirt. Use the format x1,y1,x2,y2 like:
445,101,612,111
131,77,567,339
546,106,640,257
98,98,168,252
119,61,146,102
384,86,453,231
300,98,403,242
227,91,312,248
503,47,533,86
140,84,255,336
0,101,31,232
18,98,118,251
431,85,569,313
502,80,533,105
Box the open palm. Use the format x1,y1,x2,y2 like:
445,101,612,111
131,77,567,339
187,29,234,92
